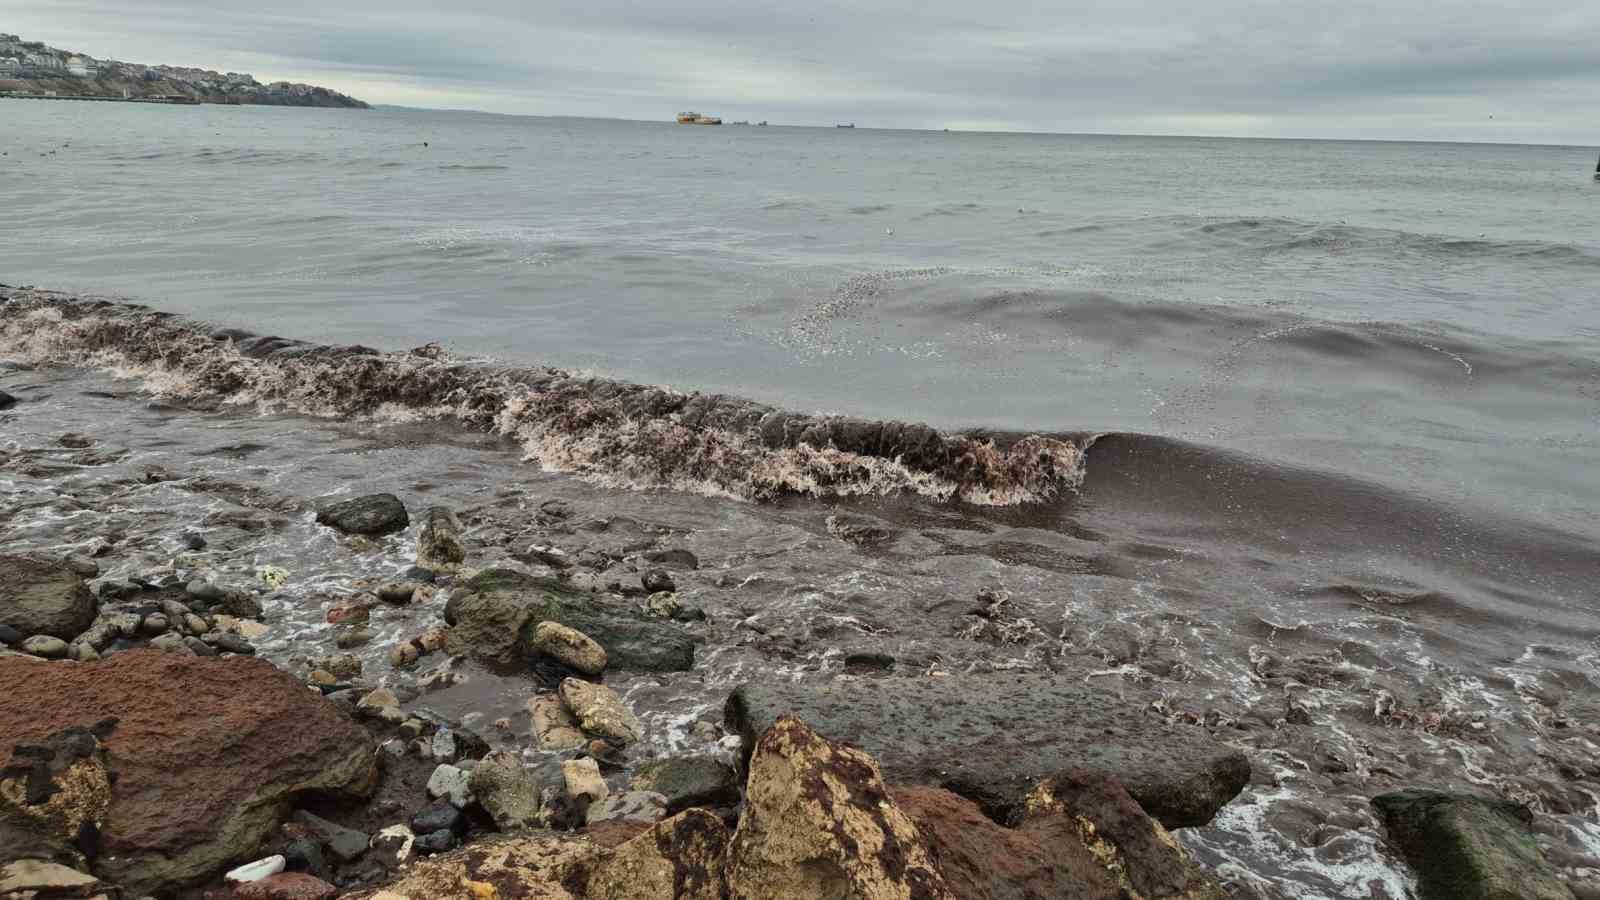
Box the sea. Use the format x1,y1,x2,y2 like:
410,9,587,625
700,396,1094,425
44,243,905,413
3,101,1600,898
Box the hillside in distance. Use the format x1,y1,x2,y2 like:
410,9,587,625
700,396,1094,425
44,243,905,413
0,31,368,108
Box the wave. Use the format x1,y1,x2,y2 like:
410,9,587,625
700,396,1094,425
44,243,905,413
437,164,510,172
0,287,1084,506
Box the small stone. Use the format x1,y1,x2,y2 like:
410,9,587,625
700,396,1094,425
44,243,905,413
282,838,329,880
426,764,473,808
225,855,286,884
147,632,190,653
235,618,270,639
644,547,699,569
377,582,418,605
140,613,170,636
562,757,608,804
411,801,466,835
631,755,740,813
66,641,99,661
403,565,437,583
292,810,370,863
379,737,407,759
0,390,17,410
413,828,457,855
63,554,100,578
431,728,458,763
417,506,465,569
644,592,681,619
0,624,20,645
389,642,420,668
585,790,668,826
325,601,371,626
493,716,512,730
219,591,266,619
235,871,338,900
418,667,466,693
185,579,226,603
416,627,448,653
641,569,675,593
558,677,642,745
320,653,362,679
309,669,338,687
57,432,94,448
334,626,374,649
181,531,208,551
183,613,210,636
316,493,410,536
369,824,415,868
356,688,403,723
530,621,607,675
208,632,256,654
469,751,556,831
399,717,427,740
186,636,218,656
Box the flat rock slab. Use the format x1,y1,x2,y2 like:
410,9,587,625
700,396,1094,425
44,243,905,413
724,674,1250,828
1372,789,1574,900
0,651,376,896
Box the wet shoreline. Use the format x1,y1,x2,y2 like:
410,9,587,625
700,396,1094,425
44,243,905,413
4,286,1600,897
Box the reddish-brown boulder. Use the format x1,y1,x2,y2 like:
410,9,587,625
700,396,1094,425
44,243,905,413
0,651,377,897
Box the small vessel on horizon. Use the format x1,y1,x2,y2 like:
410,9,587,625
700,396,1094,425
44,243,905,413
676,111,722,125
836,123,855,129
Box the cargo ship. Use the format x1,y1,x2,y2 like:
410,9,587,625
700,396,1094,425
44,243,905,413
676,112,722,125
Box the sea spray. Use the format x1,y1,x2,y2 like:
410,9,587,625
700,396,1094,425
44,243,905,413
0,287,1085,504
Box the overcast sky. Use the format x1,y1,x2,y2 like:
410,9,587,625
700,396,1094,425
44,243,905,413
7,0,1600,143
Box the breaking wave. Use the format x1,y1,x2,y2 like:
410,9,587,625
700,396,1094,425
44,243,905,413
0,287,1085,505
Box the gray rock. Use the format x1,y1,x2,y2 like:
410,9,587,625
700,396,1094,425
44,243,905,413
140,613,170,635
376,582,419,604
21,634,69,658
641,569,675,593
292,810,371,863
467,751,557,831
430,727,457,763
426,764,473,809
413,828,457,855
558,678,642,746
1372,790,1574,900
62,554,99,578
410,802,465,835
417,506,465,569
444,568,696,672
67,640,100,661
724,675,1251,829
630,755,740,813
0,390,16,410
643,548,699,570
184,637,217,656
206,633,255,655
282,838,329,880
316,493,409,536
185,579,226,603
0,554,98,639
148,632,190,653
0,624,21,645
585,790,668,826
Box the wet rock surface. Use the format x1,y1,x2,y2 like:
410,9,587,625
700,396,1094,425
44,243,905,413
315,493,409,536
0,651,376,896
726,675,1251,828
1372,790,1575,900
0,554,98,640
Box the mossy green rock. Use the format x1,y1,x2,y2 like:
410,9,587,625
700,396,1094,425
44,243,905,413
446,569,695,672
631,755,740,813
1372,790,1574,900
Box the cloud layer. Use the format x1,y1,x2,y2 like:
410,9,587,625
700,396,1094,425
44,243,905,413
8,0,1600,142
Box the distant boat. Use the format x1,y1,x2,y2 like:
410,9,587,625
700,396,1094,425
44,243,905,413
758,121,768,126
836,123,855,129
676,111,721,125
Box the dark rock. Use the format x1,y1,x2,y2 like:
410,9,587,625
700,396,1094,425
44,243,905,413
57,432,93,448
282,837,329,880
401,566,436,583
292,810,370,863
413,829,457,855
641,569,676,593
0,390,16,409
410,801,466,836
185,579,226,603
314,493,409,536
643,547,699,570
0,554,99,640
376,582,418,605
0,651,377,895
843,651,896,672
444,568,696,672
630,755,740,813
216,590,264,618
206,633,256,655
0,624,21,645
1372,789,1573,900
725,674,1250,828
185,637,217,656
181,531,208,551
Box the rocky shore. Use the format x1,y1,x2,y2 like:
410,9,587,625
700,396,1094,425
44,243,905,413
4,287,1599,898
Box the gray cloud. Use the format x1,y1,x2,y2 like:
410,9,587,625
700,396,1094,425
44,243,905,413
6,0,1600,141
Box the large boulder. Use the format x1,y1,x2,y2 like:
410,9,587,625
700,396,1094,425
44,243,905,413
725,715,952,900
1372,790,1574,900
586,809,728,900
444,569,695,672
725,675,1249,828
0,651,377,896
315,493,409,536
0,555,98,640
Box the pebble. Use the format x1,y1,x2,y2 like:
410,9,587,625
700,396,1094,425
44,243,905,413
186,579,226,603
356,688,403,724
147,633,189,653
185,637,217,656
67,641,99,662
430,728,458,763
530,621,607,675
558,678,643,746
0,390,16,409
402,565,436,583
183,613,210,636
369,824,415,868
235,871,338,900
389,642,420,668
641,569,676,593
282,838,329,880
376,582,419,604
208,633,256,655
292,811,370,863
0,624,21,645
413,828,457,855
325,602,371,626
644,592,681,619
410,802,465,835
181,531,208,551
22,635,69,658
561,757,608,804
140,613,170,636
425,764,473,808
334,626,373,649
235,619,270,639
320,653,363,679
225,855,286,884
